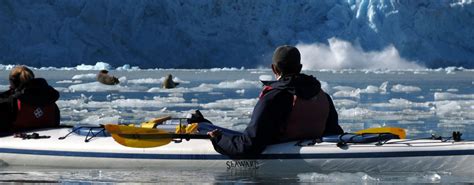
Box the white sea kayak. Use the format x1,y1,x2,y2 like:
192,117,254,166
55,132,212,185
0,125,473,175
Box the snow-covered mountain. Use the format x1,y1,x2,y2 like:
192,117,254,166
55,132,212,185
0,0,472,69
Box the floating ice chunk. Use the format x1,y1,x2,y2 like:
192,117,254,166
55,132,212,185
147,87,175,93
167,92,184,98
201,98,258,109
320,81,332,93
172,77,189,84
118,76,127,82
259,75,273,81
76,62,112,70
391,84,421,93
54,87,70,93
79,115,120,125
128,78,163,84
333,86,356,91
58,96,194,110
371,98,431,109
80,94,93,104
0,64,15,70
414,71,428,74
333,89,360,99
389,98,416,106
73,109,88,113
436,101,462,116
209,67,244,71
360,85,379,93
68,82,145,92
116,64,142,71
72,73,96,80
147,85,214,93
153,96,186,103
236,89,245,94
338,107,371,118
333,99,358,108
434,92,473,100
398,120,425,125
117,64,131,70
0,85,9,91
250,69,269,74
198,79,260,89
56,80,82,84
128,76,189,84
337,107,421,121
378,81,388,94
444,66,462,74
112,97,188,108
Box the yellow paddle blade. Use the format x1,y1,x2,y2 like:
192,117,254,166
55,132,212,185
175,124,187,134
140,116,172,128
185,123,199,134
105,124,173,148
355,127,406,139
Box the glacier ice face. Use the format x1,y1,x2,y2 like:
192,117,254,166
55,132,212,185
0,0,472,69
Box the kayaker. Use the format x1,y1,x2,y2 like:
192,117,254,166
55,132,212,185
162,74,179,89
0,66,60,132
97,70,120,85
204,45,343,158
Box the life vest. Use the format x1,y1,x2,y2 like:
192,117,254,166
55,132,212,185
12,99,59,131
282,90,330,140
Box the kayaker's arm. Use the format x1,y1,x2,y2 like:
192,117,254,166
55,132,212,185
210,90,293,158
0,89,13,102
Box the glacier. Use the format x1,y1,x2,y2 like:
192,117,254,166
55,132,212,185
0,0,473,69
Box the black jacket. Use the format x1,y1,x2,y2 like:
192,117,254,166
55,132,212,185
0,78,60,129
210,74,343,158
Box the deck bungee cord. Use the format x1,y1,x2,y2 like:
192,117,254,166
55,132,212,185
58,124,108,142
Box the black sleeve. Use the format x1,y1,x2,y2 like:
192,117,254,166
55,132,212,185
323,93,344,136
54,103,61,126
0,90,16,128
0,89,13,101
210,90,293,158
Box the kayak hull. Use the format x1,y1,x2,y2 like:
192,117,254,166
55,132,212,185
1,128,474,174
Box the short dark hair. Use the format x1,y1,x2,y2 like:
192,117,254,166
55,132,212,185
272,45,301,75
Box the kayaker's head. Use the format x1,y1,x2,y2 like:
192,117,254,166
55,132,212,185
271,45,302,79
9,65,35,90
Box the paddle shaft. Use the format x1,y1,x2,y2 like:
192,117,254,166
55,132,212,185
118,133,211,140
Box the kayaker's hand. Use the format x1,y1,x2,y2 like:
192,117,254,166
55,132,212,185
207,129,222,138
